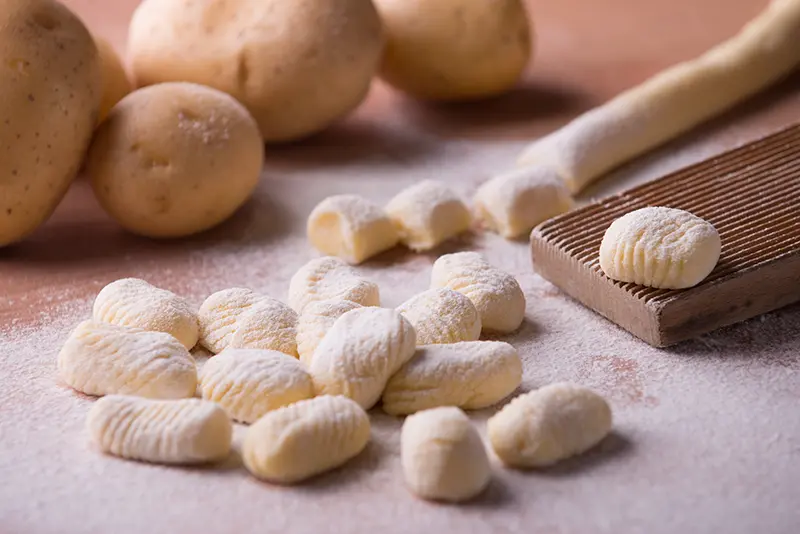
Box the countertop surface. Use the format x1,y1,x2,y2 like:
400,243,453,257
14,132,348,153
1,1,799,533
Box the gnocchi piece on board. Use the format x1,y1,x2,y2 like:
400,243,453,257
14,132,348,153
599,207,721,289
92,278,198,350
431,252,526,333
287,256,380,313
199,348,313,424
385,180,472,251
396,288,481,345
308,307,416,409
198,288,274,354
58,320,197,399
229,299,299,357
243,395,371,484
87,395,232,464
401,407,491,502
487,383,612,468
382,341,522,415
307,195,399,264
296,299,363,366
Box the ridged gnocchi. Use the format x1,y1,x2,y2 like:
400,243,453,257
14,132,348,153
92,278,199,350
401,407,490,502
382,341,522,415
308,307,416,409
229,299,299,357
243,395,371,484
295,299,363,366
396,288,481,345
287,256,380,313
488,383,612,468
87,395,232,464
431,252,526,333
307,195,399,264
58,320,197,399
385,180,472,251
199,349,314,424
599,206,721,289
197,288,274,354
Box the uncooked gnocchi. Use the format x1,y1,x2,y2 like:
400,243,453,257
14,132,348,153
58,320,197,399
87,395,232,464
599,206,721,289
401,407,490,502
243,395,371,484
474,166,574,239
385,180,471,251
487,383,612,468
229,299,299,357
199,349,313,424
307,195,399,264
431,252,526,333
287,256,380,313
382,341,522,415
308,307,416,409
92,278,199,350
296,299,363,366
197,288,271,354
396,288,481,345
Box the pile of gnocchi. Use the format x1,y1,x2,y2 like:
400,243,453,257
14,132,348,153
58,253,612,503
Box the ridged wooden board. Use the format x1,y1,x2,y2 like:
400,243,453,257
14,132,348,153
531,123,800,347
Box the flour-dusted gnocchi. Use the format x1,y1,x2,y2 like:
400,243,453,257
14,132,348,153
382,341,522,415
229,299,299,357
474,166,574,239
307,195,399,264
308,307,416,409
401,407,490,502
199,349,314,424
243,395,371,484
198,288,269,353
488,383,612,468
385,180,472,251
92,278,199,350
599,206,721,289
58,320,197,399
296,299,363,366
87,395,232,464
396,288,481,345
288,256,380,313
431,252,526,333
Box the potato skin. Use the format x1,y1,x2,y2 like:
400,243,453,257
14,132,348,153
0,0,101,246
95,37,132,124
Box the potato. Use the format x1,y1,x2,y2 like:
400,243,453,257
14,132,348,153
86,82,264,239
95,37,132,124
0,0,101,247
128,0,384,143
374,0,533,101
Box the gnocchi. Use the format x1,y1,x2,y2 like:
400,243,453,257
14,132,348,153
58,320,197,399
308,307,416,409
385,180,471,251
92,278,199,350
243,395,371,484
396,288,481,345
599,206,721,289
87,395,232,464
199,348,314,424
431,252,526,333
307,195,399,264
382,342,522,415
287,256,380,313
474,166,574,239
229,299,299,357
296,299,363,366
487,383,612,468
197,288,270,354
401,407,490,502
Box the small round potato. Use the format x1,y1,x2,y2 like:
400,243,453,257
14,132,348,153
86,82,264,238
128,0,384,142
95,36,132,124
375,0,533,101
0,0,101,247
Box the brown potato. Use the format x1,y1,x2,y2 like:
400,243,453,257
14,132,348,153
0,0,101,246
95,36,132,124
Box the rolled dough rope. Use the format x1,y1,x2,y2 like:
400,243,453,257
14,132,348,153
517,0,800,194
